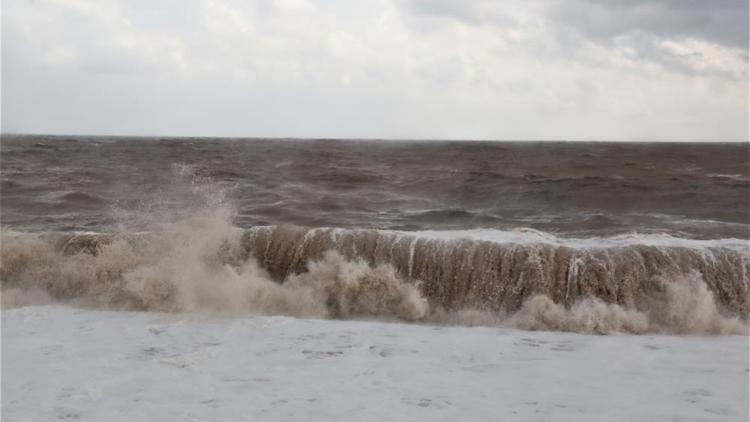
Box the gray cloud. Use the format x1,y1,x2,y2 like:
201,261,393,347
398,0,518,27
401,0,484,23
399,0,749,49
397,0,748,80
548,0,749,49
536,0,749,81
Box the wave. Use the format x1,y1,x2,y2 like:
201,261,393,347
406,227,750,250
1,208,747,335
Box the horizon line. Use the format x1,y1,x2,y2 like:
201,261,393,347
1,132,748,144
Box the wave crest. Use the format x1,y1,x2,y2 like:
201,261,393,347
1,208,747,335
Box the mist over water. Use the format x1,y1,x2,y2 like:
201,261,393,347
1,136,748,334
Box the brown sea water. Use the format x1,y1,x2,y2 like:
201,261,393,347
1,135,748,334
2,135,749,237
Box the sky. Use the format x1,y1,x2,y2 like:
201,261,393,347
2,0,748,141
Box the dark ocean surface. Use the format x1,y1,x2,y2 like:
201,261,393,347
2,135,748,239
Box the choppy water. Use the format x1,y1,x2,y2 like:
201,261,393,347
2,135,748,238
1,135,748,334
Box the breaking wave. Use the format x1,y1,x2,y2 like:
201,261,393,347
1,206,747,335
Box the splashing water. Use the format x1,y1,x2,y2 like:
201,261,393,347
1,169,747,335
2,208,745,335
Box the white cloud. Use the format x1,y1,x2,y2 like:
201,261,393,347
659,39,747,78
1,0,747,141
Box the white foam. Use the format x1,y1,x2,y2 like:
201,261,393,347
5,225,749,252
708,173,749,182
405,228,750,252
3,306,748,421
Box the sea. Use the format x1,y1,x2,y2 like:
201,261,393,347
1,135,748,334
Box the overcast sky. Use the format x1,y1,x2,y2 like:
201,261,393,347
2,0,748,141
